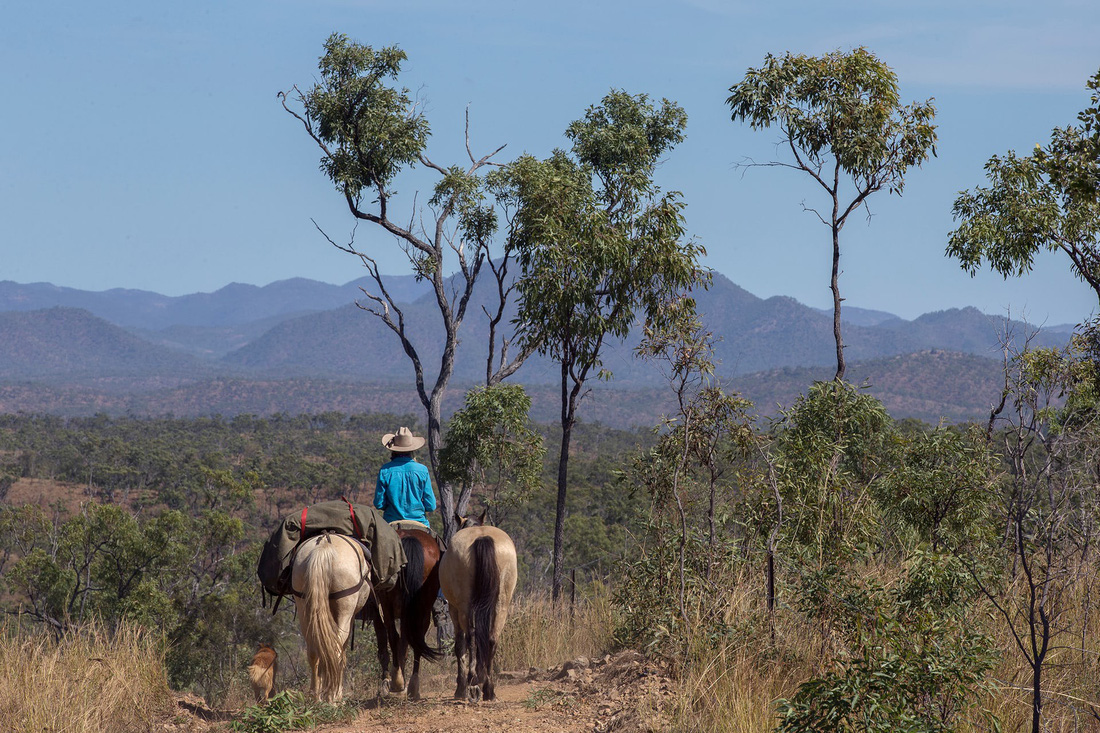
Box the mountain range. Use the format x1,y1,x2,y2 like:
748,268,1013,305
0,274,1074,427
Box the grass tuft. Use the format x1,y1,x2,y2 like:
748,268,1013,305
0,622,173,733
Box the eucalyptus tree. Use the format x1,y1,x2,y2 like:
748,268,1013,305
948,69,1100,311
728,48,937,381
504,90,708,600
437,383,544,525
281,35,533,539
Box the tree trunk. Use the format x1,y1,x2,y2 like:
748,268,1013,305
426,391,457,542
551,366,575,603
831,222,845,381
1031,663,1041,733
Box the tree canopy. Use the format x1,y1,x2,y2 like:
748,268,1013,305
500,89,708,599
948,69,1100,307
728,47,937,381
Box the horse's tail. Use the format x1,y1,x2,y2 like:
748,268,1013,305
401,535,443,662
302,535,344,699
470,535,500,683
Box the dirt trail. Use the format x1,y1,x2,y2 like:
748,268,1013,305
320,652,674,733
331,676,605,733
166,651,674,733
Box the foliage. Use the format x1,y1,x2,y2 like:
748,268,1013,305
0,500,266,702
438,383,545,520
777,553,997,733
283,34,525,541
948,68,1100,305
727,47,937,190
230,691,357,733
877,426,996,551
728,47,936,380
503,88,708,599
761,380,896,563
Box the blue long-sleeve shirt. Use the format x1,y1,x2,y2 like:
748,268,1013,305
374,455,436,525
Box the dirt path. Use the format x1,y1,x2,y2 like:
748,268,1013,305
167,652,674,733
320,653,674,733
329,675,607,733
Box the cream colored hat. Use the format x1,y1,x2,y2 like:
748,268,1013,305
382,427,425,453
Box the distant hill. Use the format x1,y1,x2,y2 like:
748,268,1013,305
812,305,904,327
216,273,1066,383
0,275,431,330
0,308,213,380
0,350,1005,428
0,273,1074,426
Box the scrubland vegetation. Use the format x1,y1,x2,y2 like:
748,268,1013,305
2,326,1099,731
2,32,1099,733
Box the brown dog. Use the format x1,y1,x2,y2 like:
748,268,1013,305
247,644,278,704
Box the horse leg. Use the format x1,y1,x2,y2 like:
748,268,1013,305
452,625,469,700
408,650,422,701
298,608,321,700
480,636,498,701
371,605,391,698
330,604,354,703
406,594,432,702
388,616,406,695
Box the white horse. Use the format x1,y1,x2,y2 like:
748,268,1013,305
291,532,373,702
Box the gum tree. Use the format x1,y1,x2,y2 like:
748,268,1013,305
281,35,533,539
504,90,708,600
948,69,1100,311
728,48,937,381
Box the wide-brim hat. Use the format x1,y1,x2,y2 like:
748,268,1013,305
382,426,425,453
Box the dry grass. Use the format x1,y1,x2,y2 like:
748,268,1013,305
668,564,1100,733
977,568,1100,732
499,585,618,670
0,622,174,733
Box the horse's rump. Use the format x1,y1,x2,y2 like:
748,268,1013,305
399,532,443,663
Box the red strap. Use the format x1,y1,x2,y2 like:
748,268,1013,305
300,506,308,536
342,496,363,538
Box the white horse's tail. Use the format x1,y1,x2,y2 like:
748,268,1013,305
302,535,344,700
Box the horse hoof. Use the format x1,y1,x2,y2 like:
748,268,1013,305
378,679,391,698
467,684,482,703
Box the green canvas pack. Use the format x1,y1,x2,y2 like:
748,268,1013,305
257,498,406,605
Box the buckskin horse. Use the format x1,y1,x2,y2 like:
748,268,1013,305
438,517,518,702
367,524,444,700
291,532,373,702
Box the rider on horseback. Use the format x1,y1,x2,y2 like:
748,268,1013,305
375,427,440,538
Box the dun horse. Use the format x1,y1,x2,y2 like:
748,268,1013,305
291,532,373,702
368,525,443,700
439,518,517,702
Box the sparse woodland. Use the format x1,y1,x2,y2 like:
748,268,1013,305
1,44,1099,733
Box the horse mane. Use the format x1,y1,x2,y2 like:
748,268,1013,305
301,534,345,700
469,534,500,684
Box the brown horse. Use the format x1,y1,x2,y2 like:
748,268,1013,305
367,525,443,700
291,532,374,702
438,521,517,702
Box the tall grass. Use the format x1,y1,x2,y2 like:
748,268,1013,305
499,584,618,670
0,622,173,733
671,565,1100,732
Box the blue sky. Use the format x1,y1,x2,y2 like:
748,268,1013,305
2,0,1098,324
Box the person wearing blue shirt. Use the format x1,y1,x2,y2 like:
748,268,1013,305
374,427,437,526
